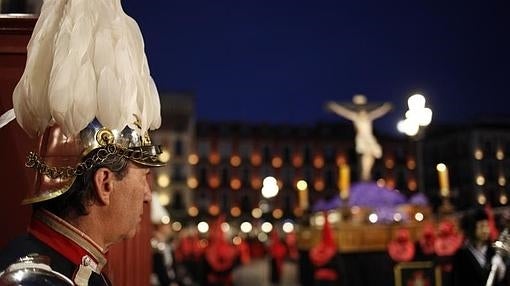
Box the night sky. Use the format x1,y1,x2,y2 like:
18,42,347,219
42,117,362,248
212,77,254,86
123,1,510,135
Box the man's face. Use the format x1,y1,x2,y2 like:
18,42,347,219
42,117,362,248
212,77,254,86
110,162,152,240
475,220,490,242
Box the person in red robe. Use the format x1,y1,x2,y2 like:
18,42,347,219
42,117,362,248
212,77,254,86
269,230,287,284
416,222,436,261
204,216,239,286
388,228,415,263
435,219,463,285
309,212,344,286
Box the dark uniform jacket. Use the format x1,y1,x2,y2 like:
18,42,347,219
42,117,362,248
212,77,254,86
0,210,111,285
453,243,504,286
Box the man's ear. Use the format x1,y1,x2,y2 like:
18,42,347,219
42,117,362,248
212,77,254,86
94,167,115,205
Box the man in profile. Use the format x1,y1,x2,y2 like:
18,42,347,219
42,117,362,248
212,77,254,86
0,0,164,284
453,208,507,286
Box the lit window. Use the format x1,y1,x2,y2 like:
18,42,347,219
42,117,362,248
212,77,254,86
474,149,483,160
476,175,485,186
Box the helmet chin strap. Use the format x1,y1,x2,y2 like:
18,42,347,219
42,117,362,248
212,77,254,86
0,108,15,129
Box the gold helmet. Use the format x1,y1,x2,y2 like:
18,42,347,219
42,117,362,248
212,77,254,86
11,0,165,204
23,118,165,205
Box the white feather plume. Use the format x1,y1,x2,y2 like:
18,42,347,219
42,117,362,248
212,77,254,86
122,9,162,134
13,0,162,138
13,0,67,137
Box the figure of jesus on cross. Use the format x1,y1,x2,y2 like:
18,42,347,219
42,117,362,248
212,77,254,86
326,94,392,181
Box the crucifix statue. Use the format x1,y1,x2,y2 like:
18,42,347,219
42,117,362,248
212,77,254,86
326,94,392,181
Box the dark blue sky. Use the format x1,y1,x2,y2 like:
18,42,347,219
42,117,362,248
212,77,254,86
123,1,509,135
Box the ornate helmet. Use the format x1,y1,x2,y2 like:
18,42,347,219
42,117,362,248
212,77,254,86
10,0,165,204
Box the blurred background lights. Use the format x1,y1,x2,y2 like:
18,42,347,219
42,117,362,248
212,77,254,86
477,193,487,205
436,163,446,172
313,179,325,191
368,213,378,223
500,194,508,205
271,156,283,168
414,212,424,222
188,153,199,165
296,180,308,191
261,176,279,198
158,192,170,206
208,204,220,216
408,93,425,108
314,214,325,226
230,178,242,190
188,206,198,217
272,208,283,219
328,212,340,224
313,156,324,168
499,176,506,186
351,206,361,215
496,149,504,160
230,155,241,166
251,153,262,166
240,221,253,233
259,201,270,213
221,222,230,233
161,215,170,225
230,206,241,217
476,175,485,186
397,120,419,137
209,152,220,165
282,222,294,233
197,221,209,233
376,179,386,187
171,221,182,232
251,177,262,190
261,222,273,233
257,232,268,242
292,155,303,167
251,208,262,218
187,177,198,189
157,174,170,188
232,236,242,245
263,176,277,186
397,93,432,136
474,149,483,160
406,159,416,170
199,239,208,248
158,150,171,163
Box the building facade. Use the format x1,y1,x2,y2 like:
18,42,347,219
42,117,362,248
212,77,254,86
422,121,510,211
154,95,510,224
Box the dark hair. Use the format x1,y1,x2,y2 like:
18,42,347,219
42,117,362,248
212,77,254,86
461,207,488,241
33,149,129,218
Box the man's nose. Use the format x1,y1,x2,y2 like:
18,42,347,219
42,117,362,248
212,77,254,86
143,182,152,202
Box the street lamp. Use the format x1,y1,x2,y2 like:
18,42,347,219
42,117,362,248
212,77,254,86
397,94,432,138
261,176,279,199
397,94,433,193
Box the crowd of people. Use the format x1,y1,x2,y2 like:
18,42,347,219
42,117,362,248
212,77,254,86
147,206,510,286
387,206,510,286
149,211,300,286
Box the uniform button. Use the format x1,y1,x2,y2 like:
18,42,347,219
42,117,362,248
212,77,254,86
82,256,91,266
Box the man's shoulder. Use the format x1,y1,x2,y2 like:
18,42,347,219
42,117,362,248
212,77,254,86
0,234,73,275
0,234,40,269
